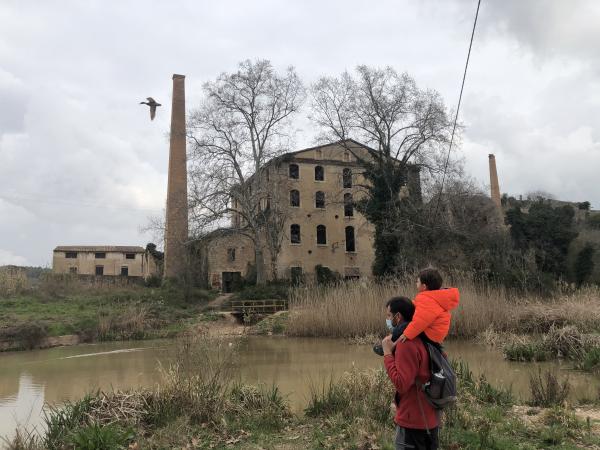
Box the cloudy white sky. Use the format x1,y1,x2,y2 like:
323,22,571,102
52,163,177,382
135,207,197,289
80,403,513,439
1,0,599,266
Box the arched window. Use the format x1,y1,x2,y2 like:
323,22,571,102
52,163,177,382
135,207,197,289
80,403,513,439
289,163,299,179
314,165,324,181
315,191,325,209
344,193,353,217
345,226,355,252
317,225,327,245
343,168,352,188
290,190,300,207
290,224,301,244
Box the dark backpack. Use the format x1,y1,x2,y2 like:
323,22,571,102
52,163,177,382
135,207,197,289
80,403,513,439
419,340,457,410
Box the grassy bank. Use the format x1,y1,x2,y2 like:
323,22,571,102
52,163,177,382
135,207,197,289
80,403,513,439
0,277,216,350
6,336,600,450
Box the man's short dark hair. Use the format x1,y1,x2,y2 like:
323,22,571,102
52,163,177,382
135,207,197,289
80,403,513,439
418,267,443,290
386,296,415,322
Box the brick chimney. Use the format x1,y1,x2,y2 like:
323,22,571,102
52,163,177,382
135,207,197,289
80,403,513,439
164,74,188,279
488,154,501,208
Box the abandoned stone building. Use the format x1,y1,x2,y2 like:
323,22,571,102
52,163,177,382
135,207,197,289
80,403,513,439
52,246,158,278
200,140,421,292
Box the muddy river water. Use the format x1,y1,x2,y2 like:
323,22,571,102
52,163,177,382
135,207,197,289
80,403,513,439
1,337,598,442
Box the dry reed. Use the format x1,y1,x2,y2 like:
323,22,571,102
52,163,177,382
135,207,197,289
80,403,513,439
287,277,600,339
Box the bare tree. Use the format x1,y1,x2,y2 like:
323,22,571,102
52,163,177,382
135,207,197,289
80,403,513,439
310,66,454,275
188,60,305,285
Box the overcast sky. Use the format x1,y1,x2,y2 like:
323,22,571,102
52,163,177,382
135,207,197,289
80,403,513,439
1,0,599,266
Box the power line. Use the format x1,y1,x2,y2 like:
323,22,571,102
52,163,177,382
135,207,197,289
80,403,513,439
433,0,482,218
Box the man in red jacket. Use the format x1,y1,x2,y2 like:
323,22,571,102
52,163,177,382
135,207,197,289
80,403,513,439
382,296,439,450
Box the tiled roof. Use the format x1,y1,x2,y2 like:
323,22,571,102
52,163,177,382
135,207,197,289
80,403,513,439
54,246,146,253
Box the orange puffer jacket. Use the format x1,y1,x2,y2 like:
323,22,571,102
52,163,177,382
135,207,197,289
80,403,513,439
403,288,460,343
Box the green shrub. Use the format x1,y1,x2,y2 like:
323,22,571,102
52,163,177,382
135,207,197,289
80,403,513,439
305,368,393,424
503,340,548,362
574,244,595,286
69,424,133,450
144,275,162,288
305,379,351,418
44,395,95,449
580,347,600,372
228,383,290,430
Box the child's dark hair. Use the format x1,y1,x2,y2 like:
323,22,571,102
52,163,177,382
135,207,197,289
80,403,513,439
386,296,415,322
418,267,443,290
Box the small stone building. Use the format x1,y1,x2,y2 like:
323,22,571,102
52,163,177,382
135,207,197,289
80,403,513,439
199,139,421,291
52,246,158,278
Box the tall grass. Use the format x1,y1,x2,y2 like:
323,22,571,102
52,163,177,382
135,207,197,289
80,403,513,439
287,276,600,339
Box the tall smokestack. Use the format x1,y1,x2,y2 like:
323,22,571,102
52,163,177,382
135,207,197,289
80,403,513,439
164,74,188,279
488,154,501,208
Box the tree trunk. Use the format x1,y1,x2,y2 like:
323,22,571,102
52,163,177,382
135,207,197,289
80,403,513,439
255,245,266,285
270,255,278,281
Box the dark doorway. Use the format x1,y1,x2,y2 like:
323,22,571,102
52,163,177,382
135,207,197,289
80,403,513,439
120,266,129,276
290,266,303,285
222,271,242,293
95,266,104,276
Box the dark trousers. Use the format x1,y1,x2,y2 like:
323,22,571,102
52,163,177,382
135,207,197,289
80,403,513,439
395,426,439,450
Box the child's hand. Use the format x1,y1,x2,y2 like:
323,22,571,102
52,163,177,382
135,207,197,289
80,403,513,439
398,334,407,343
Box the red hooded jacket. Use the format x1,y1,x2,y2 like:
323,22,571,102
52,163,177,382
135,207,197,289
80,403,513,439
403,288,460,343
384,338,439,429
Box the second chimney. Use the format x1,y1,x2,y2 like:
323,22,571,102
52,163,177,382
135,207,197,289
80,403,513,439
488,154,501,208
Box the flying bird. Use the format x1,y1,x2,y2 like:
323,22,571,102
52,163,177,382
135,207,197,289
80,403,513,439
140,97,161,120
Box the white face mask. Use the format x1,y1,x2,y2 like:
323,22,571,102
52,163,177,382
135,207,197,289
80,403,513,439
386,318,394,331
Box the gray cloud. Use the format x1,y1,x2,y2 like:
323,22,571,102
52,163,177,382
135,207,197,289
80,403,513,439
0,0,599,265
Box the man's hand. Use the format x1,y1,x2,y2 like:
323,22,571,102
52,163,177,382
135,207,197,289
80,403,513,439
398,334,407,343
382,335,397,356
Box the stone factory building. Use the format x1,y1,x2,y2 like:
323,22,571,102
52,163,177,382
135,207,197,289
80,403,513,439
201,140,421,291
52,246,157,278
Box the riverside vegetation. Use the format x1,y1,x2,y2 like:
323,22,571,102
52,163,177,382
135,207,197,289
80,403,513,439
5,335,600,450
0,271,216,350
285,275,600,373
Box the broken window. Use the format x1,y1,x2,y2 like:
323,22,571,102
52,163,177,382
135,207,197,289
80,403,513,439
314,165,324,181
290,224,301,244
95,252,106,259
290,190,300,207
343,168,352,188
317,225,327,245
227,248,236,262
345,226,356,252
95,266,104,276
65,252,77,259
125,253,135,260
69,267,77,274
344,193,354,217
315,191,325,209
289,164,299,179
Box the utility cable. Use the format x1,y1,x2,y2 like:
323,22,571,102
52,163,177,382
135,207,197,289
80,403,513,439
432,0,482,220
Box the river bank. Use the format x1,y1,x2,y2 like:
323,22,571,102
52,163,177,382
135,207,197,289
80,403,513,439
0,282,218,351
4,336,600,450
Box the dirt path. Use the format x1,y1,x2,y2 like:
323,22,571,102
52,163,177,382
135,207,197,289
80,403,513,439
203,293,233,311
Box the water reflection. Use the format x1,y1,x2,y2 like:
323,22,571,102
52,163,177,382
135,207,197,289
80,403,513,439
0,374,45,441
0,337,598,444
